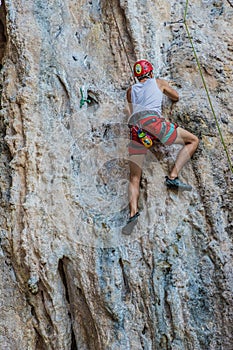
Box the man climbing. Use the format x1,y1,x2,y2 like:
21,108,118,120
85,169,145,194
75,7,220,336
122,59,199,234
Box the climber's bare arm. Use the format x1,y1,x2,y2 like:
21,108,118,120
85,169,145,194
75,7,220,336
126,87,133,115
156,78,179,102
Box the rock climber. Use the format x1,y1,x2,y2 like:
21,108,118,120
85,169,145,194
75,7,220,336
122,59,199,234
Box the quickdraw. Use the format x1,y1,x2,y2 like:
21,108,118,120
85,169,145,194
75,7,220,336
80,87,91,109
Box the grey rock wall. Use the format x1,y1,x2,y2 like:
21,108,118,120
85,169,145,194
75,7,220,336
0,0,232,349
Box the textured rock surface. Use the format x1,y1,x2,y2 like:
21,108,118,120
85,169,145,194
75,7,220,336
0,0,232,349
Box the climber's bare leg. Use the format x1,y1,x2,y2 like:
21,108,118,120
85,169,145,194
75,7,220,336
169,127,199,179
128,154,144,217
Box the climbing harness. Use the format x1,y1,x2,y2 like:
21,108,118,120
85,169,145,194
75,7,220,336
183,0,233,173
80,87,91,109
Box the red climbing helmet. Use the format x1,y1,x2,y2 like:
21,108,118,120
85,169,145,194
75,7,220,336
133,59,153,78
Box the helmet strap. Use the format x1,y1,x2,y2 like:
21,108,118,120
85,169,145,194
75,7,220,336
138,71,152,81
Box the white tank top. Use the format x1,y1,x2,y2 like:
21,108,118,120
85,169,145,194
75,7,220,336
131,78,163,116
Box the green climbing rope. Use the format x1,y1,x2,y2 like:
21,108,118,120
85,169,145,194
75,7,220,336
184,0,233,173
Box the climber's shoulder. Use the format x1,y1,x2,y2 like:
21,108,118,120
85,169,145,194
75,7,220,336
156,78,171,90
156,78,179,102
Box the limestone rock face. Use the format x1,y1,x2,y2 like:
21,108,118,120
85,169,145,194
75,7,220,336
0,0,232,349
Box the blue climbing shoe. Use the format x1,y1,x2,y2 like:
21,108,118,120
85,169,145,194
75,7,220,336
122,212,140,235
165,176,192,191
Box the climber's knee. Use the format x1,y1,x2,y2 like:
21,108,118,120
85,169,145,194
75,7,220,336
175,127,198,148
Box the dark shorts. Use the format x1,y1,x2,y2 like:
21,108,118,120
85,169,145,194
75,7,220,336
128,114,178,155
